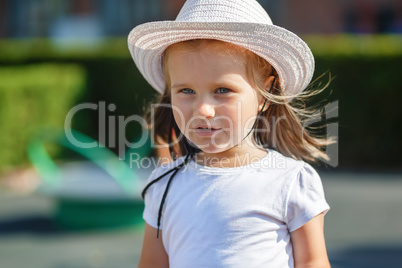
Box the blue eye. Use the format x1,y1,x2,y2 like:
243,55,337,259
180,88,195,94
216,87,230,94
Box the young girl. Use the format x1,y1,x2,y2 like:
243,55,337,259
128,0,332,267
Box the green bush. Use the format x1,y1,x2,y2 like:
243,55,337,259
0,64,85,172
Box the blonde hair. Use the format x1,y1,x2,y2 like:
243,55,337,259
149,39,333,163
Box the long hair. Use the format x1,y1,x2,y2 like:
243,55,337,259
146,39,333,164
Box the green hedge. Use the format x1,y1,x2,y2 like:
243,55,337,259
0,35,401,170
306,34,402,57
0,64,85,172
1,35,401,61
316,57,402,169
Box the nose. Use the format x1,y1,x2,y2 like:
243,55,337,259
194,97,215,118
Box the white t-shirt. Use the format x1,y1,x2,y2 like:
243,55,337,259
143,149,329,268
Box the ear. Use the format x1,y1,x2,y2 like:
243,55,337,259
264,75,276,91
258,76,276,112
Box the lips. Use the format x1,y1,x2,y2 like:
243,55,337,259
194,124,220,130
193,125,221,136
196,126,218,130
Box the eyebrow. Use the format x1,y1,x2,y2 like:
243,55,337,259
171,83,188,89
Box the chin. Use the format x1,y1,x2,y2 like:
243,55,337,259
187,134,241,155
192,142,236,155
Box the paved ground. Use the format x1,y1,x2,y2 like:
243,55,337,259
322,171,402,268
0,170,401,268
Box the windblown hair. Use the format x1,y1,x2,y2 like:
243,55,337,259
147,39,333,164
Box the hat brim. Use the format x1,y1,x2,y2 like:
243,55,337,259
128,21,314,96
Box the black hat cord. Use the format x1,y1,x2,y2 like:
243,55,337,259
141,153,194,238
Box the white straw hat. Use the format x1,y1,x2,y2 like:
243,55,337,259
128,0,314,96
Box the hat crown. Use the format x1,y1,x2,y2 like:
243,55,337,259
176,0,273,25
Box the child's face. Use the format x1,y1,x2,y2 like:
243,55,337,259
167,43,264,156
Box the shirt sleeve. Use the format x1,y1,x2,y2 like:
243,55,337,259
285,163,330,232
142,169,162,229
141,159,183,229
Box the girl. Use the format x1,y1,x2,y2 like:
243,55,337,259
128,0,332,267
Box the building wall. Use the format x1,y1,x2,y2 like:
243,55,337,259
155,0,402,34
282,0,402,34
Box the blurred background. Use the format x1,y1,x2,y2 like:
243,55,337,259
0,0,401,267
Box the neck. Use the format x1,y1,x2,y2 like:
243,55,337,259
194,143,267,168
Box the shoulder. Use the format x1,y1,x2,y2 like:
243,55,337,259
259,151,329,231
257,149,324,198
147,155,188,183
142,156,189,200
258,149,312,178
142,156,189,226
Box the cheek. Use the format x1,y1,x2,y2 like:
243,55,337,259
230,97,259,125
234,101,259,134
171,99,190,130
